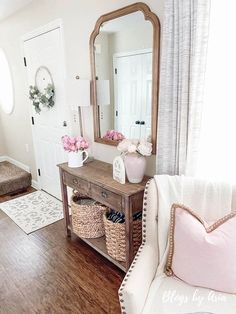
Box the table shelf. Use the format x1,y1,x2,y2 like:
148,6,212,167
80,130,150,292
58,160,149,271
78,235,126,272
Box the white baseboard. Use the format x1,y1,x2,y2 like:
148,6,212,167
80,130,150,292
0,155,7,162
31,180,39,190
1,156,30,173
0,155,40,190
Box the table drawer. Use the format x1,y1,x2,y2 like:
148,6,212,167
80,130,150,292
91,184,122,210
64,172,90,194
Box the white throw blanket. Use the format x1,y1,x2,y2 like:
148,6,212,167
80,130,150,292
154,175,233,277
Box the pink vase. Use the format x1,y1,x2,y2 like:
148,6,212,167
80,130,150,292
124,153,146,183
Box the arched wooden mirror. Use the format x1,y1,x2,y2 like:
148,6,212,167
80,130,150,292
90,2,160,153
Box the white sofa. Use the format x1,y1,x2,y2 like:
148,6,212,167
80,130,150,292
119,178,236,314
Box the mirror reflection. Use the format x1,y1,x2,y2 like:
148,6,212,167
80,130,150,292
94,12,153,141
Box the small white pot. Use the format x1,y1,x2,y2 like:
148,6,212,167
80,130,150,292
68,151,88,168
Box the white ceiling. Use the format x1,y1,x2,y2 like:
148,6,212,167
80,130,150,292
0,0,33,21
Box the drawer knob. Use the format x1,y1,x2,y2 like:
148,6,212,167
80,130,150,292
73,179,78,184
101,191,108,198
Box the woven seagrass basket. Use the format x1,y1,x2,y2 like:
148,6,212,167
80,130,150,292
71,193,107,239
103,213,142,262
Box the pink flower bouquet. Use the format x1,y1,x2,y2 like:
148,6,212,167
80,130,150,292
62,135,89,152
103,130,125,141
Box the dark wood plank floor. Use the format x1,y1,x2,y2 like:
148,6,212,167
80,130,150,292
0,188,124,314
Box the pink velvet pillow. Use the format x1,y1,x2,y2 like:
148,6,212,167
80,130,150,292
165,204,236,294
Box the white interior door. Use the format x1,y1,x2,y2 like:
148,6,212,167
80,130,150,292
114,51,152,140
114,54,142,139
24,26,71,199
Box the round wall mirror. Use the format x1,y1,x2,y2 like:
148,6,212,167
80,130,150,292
0,48,14,114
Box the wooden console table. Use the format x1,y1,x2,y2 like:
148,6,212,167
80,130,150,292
58,160,149,272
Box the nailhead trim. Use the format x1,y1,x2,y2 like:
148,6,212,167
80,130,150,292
118,178,152,312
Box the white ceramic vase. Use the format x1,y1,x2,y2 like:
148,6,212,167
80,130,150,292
124,153,146,183
68,150,88,168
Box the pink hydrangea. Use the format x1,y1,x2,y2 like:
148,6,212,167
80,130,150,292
62,135,89,152
103,130,125,141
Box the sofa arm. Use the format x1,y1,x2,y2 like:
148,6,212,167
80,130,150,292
119,244,158,314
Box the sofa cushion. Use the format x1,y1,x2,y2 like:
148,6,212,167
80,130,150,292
165,204,236,294
142,276,236,314
154,175,232,277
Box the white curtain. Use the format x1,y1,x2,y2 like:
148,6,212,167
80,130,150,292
156,0,210,175
196,1,236,183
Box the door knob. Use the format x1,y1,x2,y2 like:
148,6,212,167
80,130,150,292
63,121,67,127
135,121,140,125
140,121,145,125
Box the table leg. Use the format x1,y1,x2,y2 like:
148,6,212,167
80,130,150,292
59,168,71,237
125,196,133,271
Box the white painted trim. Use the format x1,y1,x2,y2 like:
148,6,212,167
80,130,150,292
0,155,30,173
113,48,152,59
7,156,30,173
31,180,39,190
0,155,7,162
21,19,64,42
0,155,39,190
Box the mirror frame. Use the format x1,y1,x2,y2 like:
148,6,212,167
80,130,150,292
90,2,160,153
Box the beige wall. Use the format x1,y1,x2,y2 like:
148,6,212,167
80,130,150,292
0,0,164,180
0,117,6,155
109,22,153,54
94,33,113,135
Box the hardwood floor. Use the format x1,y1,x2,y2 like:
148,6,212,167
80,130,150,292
0,189,124,314
0,186,36,202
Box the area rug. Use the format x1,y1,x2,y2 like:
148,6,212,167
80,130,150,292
0,191,63,234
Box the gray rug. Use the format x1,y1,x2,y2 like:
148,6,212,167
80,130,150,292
0,191,63,234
